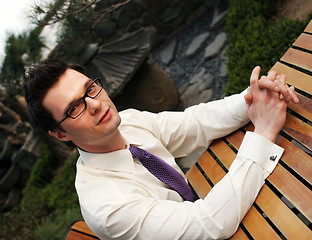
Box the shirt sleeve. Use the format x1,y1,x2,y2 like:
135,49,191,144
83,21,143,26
87,131,283,240
153,89,250,157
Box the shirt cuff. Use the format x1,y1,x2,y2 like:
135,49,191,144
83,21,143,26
236,131,284,174
224,89,249,123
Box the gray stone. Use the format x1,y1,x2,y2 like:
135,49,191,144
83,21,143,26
176,148,205,172
185,32,211,56
182,72,214,100
160,38,177,65
210,10,228,30
219,61,227,77
199,73,214,91
204,32,227,60
190,68,205,84
189,89,214,106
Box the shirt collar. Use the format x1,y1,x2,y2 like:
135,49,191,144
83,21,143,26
78,137,142,173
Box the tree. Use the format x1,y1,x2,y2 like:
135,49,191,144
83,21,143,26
0,29,45,97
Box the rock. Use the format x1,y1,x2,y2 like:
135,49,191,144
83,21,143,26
181,72,214,102
115,63,179,112
219,61,227,77
159,38,177,65
210,10,228,30
199,73,214,90
176,148,205,173
188,89,214,106
185,32,211,56
189,68,205,84
204,32,227,60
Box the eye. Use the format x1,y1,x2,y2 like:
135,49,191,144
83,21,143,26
87,83,97,95
68,100,84,117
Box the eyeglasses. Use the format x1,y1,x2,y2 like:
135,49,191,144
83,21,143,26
56,77,103,126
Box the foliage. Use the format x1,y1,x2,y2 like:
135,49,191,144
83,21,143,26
225,0,309,95
0,147,80,240
34,208,82,240
0,29,45,97
21,146,79,213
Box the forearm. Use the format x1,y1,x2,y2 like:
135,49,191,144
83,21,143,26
155,89,250,157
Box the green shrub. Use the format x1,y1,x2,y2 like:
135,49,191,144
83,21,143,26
21,147,79,214
225,0,309,95
35,208,82,240
0,147,80,239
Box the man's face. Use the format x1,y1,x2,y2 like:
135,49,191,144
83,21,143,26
42,69,121,151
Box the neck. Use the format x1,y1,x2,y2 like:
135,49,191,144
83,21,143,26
75,130,126,153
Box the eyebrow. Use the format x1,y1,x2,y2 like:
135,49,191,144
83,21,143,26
62,78,93,116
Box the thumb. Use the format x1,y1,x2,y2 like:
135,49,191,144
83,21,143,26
244,87,253,105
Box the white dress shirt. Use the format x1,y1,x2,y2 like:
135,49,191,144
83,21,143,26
75,90,284,240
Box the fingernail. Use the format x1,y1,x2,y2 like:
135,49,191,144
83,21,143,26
274,86,280,92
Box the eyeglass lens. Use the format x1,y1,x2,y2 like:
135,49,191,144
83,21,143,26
67,78,102,118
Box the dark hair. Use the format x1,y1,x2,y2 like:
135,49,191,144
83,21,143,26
24,59,87,132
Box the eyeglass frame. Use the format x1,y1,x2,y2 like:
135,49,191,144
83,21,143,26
56,77,103,126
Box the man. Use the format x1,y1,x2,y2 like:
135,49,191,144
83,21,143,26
24,59,298,239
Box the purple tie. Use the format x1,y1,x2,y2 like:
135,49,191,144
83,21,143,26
129,145,198,202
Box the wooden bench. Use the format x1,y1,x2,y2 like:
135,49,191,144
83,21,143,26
64,220,99,240
186,19,312,239
64,20,312,240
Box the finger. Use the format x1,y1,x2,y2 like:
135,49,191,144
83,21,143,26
276,74,287,85
244,93,253,105
288,86,300,104
259,77,280,92
267,70,277,81
276,80,291,103
250,66,261,94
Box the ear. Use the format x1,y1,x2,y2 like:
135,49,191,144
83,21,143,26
48,129,72,142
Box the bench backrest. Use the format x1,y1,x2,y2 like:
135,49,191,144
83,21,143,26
186,19,312,239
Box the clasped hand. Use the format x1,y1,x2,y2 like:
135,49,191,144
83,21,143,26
244,66,299,142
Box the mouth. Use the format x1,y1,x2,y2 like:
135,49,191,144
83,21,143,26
98,108,111,125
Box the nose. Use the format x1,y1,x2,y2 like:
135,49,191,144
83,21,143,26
85,97,101,115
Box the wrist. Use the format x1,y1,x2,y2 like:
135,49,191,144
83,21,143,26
253,128,277,143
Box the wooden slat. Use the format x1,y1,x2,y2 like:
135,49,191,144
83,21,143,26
205,140,282,239
288,92,312,122
223,131,312,220
304,19,312,33
293,33,312,51
66,230,99,240
242,206,281,240
230,227,249,240
197,151,226,183
281,48,312,72
244,123,312,186
189,152,250,239
186,164,212,199
270,62,312,95
256,185,311,239
70,221,99,239
276,135,312,185
283,112,312,152
268,163,312,222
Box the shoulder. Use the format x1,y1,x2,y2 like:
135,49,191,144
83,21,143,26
119,108,161,138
